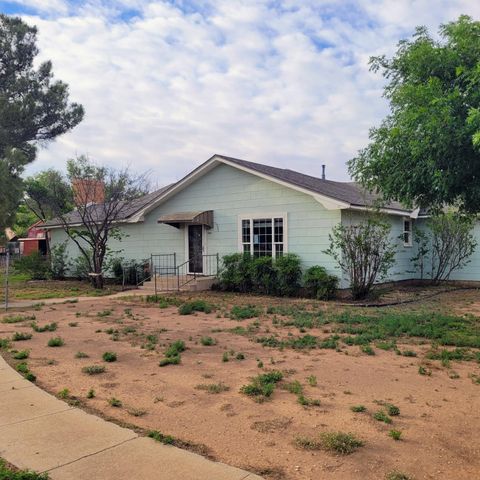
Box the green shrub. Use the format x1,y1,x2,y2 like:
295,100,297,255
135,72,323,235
13,350,30,360
275,253,302,296
178,300,212,315
12,332,32,341
165,340,185,357
230,304,261,320
50,241,69,280
303,265,338,300
200,336,216,346
386,471,413,480
47,337,64,347
240,370,283,401
102,351,117,362
250,256,277,295
14,252,49,280
75,351,89,358
217,253,253,292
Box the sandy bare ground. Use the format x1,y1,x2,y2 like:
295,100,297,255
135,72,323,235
1,291,480,480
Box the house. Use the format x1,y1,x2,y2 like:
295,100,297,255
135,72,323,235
44,154,480,287
18,221,48,256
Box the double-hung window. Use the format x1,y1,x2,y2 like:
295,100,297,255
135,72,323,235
240,215,286,258
403,218,413,246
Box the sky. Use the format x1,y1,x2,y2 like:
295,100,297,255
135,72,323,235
2,0,480,188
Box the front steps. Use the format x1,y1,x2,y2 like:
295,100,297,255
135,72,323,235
137,275,216,293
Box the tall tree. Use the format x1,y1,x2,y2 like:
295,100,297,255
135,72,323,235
0,14,84,232
349,15,480,213
47,156,149,289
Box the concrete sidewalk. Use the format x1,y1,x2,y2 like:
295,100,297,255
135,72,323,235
0,355,262,480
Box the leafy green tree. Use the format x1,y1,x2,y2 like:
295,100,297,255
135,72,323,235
0,14,84,232
349,16,480,213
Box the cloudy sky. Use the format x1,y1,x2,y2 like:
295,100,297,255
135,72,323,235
2,0,480,187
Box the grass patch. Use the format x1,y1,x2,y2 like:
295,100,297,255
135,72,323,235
307,374,317,387
102,351,117,362
87,388,96,398
200,336,216,346
12,332,32,341
75,351,89,358
58,388,70,399
97,309,113,317
195,382,229,394
47,337,64,347
388,429,402,440
13,350,29,360
2,314,35,323
108,397,122,407
319,431,364,455
332,310,480,348
31,321,57,332
295,432,363,455
159,340,185,367
0,458,49,479
178,300,212,315
282,380,303,395
373,410,392,424
350,405,366,413
386,471,413,480
82,365,106,375
240,370,283,402
230,305,262,320
297,394,321,406
148,430,175,445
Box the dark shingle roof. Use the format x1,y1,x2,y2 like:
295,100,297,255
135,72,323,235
216,155,412,212
43,184,174,228
44,155,415,229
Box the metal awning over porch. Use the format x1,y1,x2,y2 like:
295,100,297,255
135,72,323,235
157,210,214,229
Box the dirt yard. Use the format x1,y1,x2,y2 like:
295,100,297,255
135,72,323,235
1,290,480,480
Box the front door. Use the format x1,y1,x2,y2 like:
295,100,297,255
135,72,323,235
188,225,203,274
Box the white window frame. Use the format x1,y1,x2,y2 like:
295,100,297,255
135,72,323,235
403,217,413,247
237,213,288,258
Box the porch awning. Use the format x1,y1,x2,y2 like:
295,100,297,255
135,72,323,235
157,210,214,229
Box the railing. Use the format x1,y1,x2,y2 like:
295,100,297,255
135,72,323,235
176,253,219,290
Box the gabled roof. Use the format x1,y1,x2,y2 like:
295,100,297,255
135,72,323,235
45,154,417,229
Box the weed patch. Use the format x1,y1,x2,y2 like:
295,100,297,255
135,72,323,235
102,351,117,362
230,305,261,320
82,365,106,375
12,332,32,341
13,350,29,360
2,314,35,323
47,337,64,347
178,300,212,315
148,430,175,445
200,336,216,346
240,370,283,402
195,382,229,394
31,322,57,332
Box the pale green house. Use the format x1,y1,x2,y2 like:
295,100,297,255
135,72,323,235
46,154,432,288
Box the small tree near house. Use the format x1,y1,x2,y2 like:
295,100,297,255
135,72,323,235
48,155,149,289
411,212,476,284
325,217,396,300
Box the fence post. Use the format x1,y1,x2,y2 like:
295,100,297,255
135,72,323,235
216,253,219,277
4,252,10,311
154,267,157,297
150,254,153,279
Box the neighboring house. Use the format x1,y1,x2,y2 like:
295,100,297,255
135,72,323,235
43,154,479,287
18,221,48,256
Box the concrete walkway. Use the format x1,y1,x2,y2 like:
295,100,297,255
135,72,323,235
0,355,262,480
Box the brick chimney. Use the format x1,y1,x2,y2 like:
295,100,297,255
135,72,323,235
72,179,105,205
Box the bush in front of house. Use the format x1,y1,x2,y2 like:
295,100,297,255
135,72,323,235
217,253,337,299
303,266,338,300
14,252,50,280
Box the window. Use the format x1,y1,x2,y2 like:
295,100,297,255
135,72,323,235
240,215,286,258
403,218,412,246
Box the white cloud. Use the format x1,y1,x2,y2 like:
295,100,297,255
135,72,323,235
12,0,480,185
